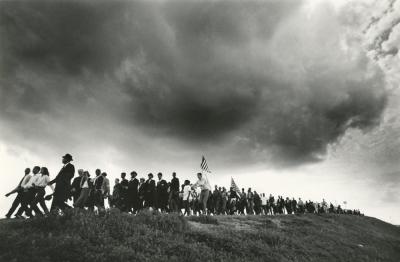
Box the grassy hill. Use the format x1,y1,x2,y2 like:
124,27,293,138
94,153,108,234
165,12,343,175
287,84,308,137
0,210,399,262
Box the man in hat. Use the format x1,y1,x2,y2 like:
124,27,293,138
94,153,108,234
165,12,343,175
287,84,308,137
119,172,129,211
156,172,168,212
144,173,156,209
49,153,75,212
128,171,139,213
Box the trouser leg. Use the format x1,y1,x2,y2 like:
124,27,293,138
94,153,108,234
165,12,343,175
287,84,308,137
30,189,43,216
16,190,33,217
36,188,49,214
6,193,23,217
200,190,210,214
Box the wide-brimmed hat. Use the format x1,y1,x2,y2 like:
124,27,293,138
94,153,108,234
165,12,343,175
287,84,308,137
62,153,73,161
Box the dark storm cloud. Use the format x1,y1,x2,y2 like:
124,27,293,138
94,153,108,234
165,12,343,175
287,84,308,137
0,0,389,165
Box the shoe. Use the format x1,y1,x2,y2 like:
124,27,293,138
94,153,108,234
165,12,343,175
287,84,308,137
14,214,25,219
5,214,11,219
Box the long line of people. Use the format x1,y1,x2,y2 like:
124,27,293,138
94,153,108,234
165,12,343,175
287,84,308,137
4,153,363,219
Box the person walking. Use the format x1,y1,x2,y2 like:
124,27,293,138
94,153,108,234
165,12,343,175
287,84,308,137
5,168,31,219
128,171,139,213
74,171,90,208
49,154,75,212
32,167,54,215
144,173,156,209
192,173,211,215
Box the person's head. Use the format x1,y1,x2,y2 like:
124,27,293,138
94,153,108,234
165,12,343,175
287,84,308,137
140,178,145,183
148,173,153,179
115,178,120,184
24,168,30,175
130,171,137,178
78,169,84,176
197,172,202,180
248,188,251,192
62,153,73,164
84,171,90,177
242,188,245,192
219,187,222,191
172,172,176,178
32,166,41,174
95,169,101,176
121,172,126,179
101,172,107,177
40,167,49,176
184,180,190,185
157,172,162,180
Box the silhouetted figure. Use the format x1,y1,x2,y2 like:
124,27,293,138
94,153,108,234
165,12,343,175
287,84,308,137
5,168,31,219
239,188,247,215
213,186,221,215
86,170,97,211
15,166,41,217
102,172,110,204
246,188,254,215
128,171,139,213
138,178,146,210
31,167,54,215
169,172,180,213
49,154,75,212
221,187,228,215
144,173,156,208
93,172,105,210
254,191,261,215
120,172,129,211
156,172,168,212
71,169,84,204
74,171,90,208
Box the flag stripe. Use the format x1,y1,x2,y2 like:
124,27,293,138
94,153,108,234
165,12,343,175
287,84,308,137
200,156,211,173
231,177,241,196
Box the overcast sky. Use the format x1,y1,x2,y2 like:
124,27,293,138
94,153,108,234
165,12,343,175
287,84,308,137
0,0,399,224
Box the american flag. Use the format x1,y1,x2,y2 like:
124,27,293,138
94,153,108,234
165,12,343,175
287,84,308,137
200,155,211,173
231,177,241,196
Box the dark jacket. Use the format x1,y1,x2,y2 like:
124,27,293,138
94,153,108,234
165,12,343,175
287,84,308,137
128,178,139,197
170,177,180,192
71,176,83,199
49,163,75,201
156,179,168,196
94,175,104,191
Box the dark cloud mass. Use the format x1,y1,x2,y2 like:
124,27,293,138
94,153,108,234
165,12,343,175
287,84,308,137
0,0,388,166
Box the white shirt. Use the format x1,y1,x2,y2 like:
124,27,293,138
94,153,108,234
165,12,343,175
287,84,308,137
24,173,41,188
20,174,32,189
193,176,211,191
261,196,268,205
82,179,89,188
183,185,191,200
36,175,55,191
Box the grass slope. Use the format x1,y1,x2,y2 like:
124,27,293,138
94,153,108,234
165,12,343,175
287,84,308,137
0,210,399,262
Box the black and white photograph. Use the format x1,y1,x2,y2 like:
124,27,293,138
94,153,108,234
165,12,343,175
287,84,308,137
0,0,399,261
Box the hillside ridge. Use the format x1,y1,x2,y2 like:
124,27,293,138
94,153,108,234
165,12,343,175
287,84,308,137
0,210,399,262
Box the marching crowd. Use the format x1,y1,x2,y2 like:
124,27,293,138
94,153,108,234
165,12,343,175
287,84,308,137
5,153,363,219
